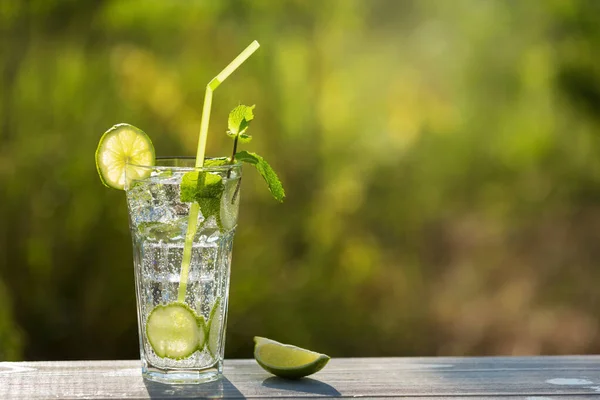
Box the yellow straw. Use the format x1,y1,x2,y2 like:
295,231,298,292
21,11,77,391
178,41,260,302
194,40,260,167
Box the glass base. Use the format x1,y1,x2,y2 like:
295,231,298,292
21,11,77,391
143,365,222,385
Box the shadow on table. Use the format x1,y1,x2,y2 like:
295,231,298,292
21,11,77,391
143,377,245,399
262,376,341,397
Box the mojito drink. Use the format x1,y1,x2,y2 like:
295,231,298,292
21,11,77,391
94,41,287,384
126,158,241,383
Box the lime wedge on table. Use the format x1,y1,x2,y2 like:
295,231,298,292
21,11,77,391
95,123,155,190
254,336,330,379
146,303,205,359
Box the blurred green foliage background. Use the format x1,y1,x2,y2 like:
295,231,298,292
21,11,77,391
2,0,600,361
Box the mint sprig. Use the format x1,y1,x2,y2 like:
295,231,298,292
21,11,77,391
179,104,284,231
227,105,285,203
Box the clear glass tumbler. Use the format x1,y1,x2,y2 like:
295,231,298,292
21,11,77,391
125,157,242,384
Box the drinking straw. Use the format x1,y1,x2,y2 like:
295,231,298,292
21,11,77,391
178,41,260,302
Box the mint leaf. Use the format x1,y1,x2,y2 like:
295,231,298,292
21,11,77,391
235,151,285,202
180,171,225,228
180,171,201,203
198,197,222,230
227,105,255,143
181,171,224,202
138,221,183,241
204,157,230,167
199,173,224,198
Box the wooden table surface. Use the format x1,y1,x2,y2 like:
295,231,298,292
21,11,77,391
2,357,600,399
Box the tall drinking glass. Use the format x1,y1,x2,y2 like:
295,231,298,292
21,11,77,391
125,157,242,384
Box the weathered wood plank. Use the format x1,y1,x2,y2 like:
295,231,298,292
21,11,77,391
2,357,600,398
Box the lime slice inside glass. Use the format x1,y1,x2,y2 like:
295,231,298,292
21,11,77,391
95,123,155,190
220,179,240,231
146,303,202,360
253,336,330,379
207,297,223,356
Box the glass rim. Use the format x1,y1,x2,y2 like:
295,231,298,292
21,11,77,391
126,156,242,172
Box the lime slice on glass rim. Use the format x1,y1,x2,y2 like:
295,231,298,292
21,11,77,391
253,336,330,379
95,123,155,190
